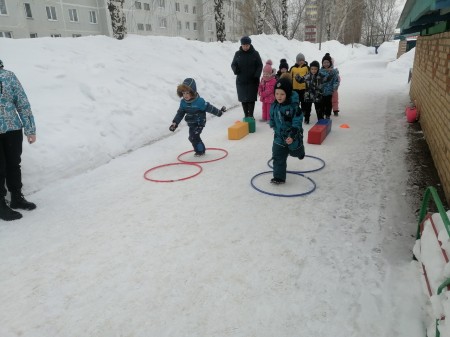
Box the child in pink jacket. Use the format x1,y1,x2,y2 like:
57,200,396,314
258,60,277,121
331,57,341,116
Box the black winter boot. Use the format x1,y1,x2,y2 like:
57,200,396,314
0,198,22,221
10,192,37,211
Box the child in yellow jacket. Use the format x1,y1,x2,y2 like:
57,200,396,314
289,53,309,110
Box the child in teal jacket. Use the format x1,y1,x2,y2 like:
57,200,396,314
269,78,305,184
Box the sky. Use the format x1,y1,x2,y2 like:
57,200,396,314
0,33,444,337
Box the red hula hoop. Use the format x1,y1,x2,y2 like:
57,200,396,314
144,162,203,183
177,147,228,164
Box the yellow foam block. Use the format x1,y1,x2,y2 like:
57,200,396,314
228,121,249,140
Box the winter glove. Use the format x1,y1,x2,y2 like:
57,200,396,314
295,74,304,83
217,106,226,117
169,123,178,132
288,127,298,139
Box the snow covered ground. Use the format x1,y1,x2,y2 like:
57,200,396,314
0,35,428,336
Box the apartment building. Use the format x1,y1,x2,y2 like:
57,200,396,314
304,0,318,42
0,0,243,41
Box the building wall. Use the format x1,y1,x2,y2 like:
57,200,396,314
410,31,450,204
0,0,108,38
0,0,243,41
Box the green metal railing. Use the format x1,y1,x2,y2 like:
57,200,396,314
415,187,450,337
416,186,450,240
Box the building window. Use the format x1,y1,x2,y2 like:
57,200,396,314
89,11,97,24
24,3,32,18
46,6,57,20
185,21,190,30
137,23,144,30
193,6,196,14
145,24,152,31
51,34,61,37
193,22,197,31
0,0,7,15
175,2,180,11
30,33,38,38
0,31,12,38
72,34,81,37
158,0,165,8
135,2,141,9
177,20,181,30
144,3,150,10
184,4,188,13
68,9,78,22
159,17,166,28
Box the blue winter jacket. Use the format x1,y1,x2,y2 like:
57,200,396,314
172,94,222,127
0,69,36,136
319,67,340,96
269,91,303,148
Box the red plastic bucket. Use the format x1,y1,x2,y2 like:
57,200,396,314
406,106,418,123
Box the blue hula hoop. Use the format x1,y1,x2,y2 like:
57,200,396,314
267,155,325,173
250,171,316,197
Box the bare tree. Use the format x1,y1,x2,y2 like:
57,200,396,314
288,0,310,40
239,0,259,35
361,0,400,46
256,0,267,34
265,0,288,36
108,0,127,40
376,0,399,42
239,0,309,39
281,0,288,37
214,0,226,42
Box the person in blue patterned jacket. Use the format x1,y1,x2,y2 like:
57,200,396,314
0,59,37,221
319,53,340,119
269,77,305,184
169,78,226,157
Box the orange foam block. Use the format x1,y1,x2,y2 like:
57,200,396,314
228,121,249,140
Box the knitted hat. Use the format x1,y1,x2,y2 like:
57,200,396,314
310,60,320,69
263,60,273,74
322,53,332,66
296,53,305,62
240,36,251,45
176,78,197,97
274,78,293,100
279,58,289,71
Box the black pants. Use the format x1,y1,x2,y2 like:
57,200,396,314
241,102,255,118
0,130,23,198
188,125,205,154
294,89,306,110
272,141,305,181
321,95,333,118
302,102,323,121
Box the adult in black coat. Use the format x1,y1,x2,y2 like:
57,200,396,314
231,36,263,118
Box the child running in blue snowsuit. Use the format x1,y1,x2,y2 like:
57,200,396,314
269,77,305,184
169,78,226,156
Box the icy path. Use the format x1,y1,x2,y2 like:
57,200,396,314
0,55,425,337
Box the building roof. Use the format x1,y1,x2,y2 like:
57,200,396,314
397,0,450,34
